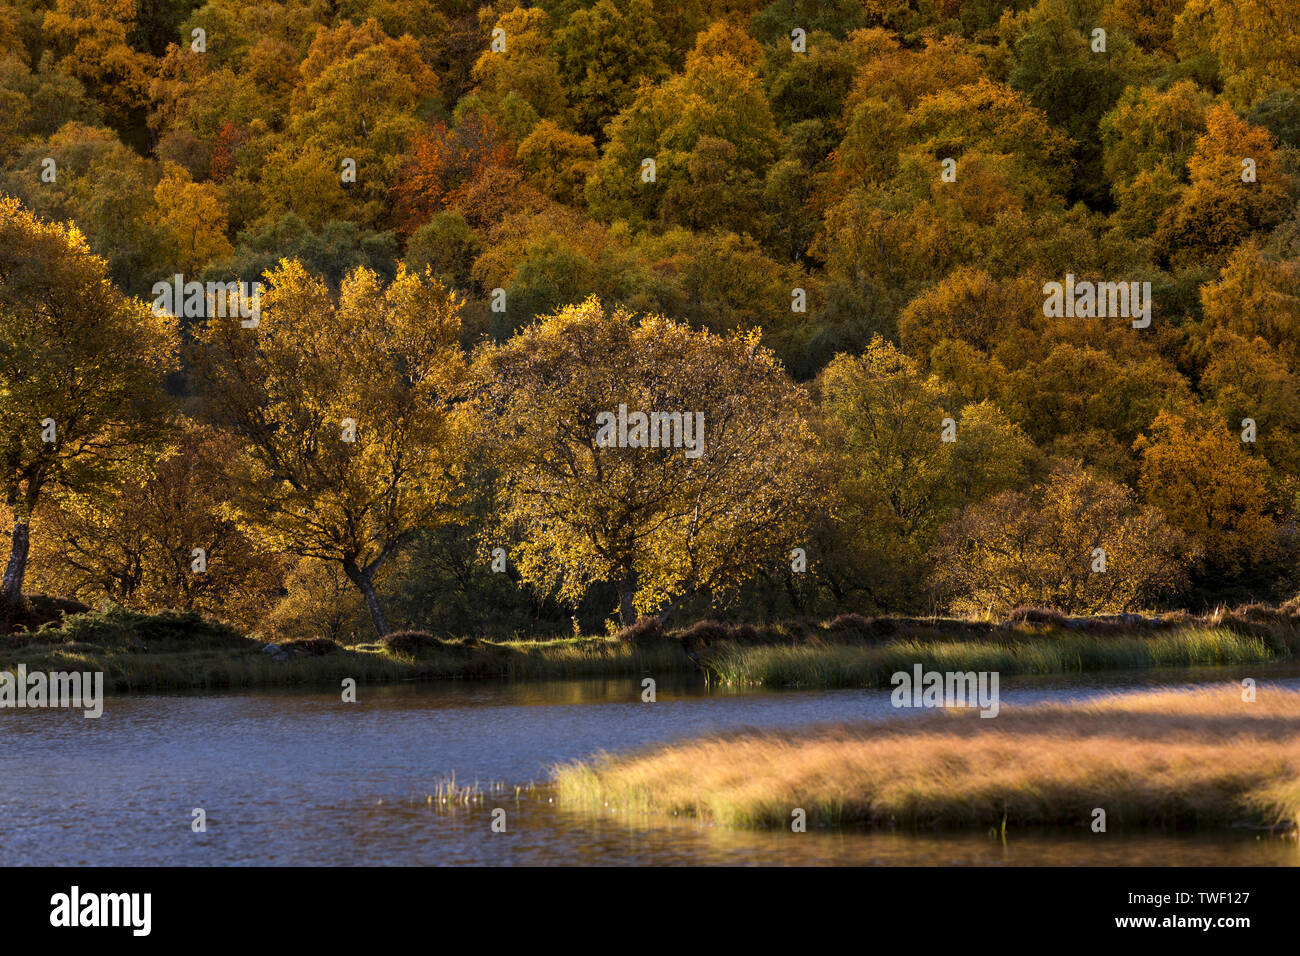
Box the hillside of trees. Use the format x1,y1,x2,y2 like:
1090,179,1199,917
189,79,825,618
2,0,1299,640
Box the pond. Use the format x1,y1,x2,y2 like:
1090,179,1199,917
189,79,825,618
3,664,1298,866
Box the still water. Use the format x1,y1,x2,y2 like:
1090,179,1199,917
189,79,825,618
3,665,1298,866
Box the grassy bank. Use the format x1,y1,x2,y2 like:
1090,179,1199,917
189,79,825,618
2,605,1297,692
701,627,1281,688
0,608,694,691
1,638,694,691
555,685,1300,832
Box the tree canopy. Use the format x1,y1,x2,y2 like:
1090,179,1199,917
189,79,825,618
2,0,1298,633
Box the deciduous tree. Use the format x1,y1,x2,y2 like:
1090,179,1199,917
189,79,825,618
473,297,814,625
0,197,178,607
932,464,1190,615
1135,406,1278,574
192,260,471,636
27,424,285,626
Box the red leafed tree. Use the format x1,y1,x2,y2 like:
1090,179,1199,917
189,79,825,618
394,115,515,231
209,121,248,183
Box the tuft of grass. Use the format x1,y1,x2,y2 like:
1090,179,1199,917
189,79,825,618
555,685,1300,832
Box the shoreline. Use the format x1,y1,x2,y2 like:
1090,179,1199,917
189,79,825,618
1,606,1295,692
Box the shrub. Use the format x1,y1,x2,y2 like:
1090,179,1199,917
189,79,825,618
673,619,773,651
783,617,821,641
127,610,252,648
823,613,901,644
1215,606,1300,649
1235,603,1286,623
1006,606,1068,627
615,617,664,645
282,638,341,656
32,607,252,650
826,613,871,632
676,620,734,652
382,630,444,655
0,594,90,634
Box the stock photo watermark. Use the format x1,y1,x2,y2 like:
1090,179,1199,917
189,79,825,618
0,666,103,718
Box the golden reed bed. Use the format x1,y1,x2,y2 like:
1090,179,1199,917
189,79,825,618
556,685,1300,832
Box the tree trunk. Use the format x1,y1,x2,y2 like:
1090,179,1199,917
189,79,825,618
618,568,637,627
344,559,390,637
2,519,30,607
655,591,690,628
784,571,805,613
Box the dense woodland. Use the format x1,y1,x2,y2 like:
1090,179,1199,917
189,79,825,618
2,0,1300,641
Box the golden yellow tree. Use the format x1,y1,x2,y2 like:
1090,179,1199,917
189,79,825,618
1198,328,1300,477
1198,241,1300,370
0,196,178,607
585,20,780,228
1154,106,1291,266
1174,0,1300,109
150,162,234,275
1135,406,1278,574
262,19,437,230
27,424,285,626
473,297,814,625
192,260,471,635
932,464,1191,615
43,0,151,124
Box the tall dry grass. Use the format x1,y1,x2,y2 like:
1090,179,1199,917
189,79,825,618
698,627,1278,688
555,685,1300,832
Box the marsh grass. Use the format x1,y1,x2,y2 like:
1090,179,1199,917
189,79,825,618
424,774,513,807
555,685,1300,832
697,627,1278,688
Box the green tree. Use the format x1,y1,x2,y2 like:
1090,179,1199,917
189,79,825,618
471,6,568,126
1007,0,1145,205
2,122,165,295
586,21,780,227
553,0,670,139
817,337,1036,609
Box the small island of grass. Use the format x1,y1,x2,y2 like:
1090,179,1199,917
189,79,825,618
555,685,1300,834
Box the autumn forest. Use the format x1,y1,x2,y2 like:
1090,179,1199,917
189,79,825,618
2,0,1300,643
